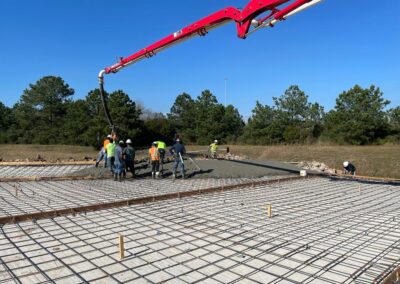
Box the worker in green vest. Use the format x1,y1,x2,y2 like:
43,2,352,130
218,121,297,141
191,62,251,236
209,140,218,159
106,137,116,174
156,141,167,172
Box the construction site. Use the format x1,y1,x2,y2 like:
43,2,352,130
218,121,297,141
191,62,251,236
0,157,399,284
1,0,399,283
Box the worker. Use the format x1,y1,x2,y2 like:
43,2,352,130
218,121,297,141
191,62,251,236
95,135,111,167
156,140,167,170
119,140,127,178
123,139,135,178
169,138,186,179
208,139,219,159
114,140,125,181
106,136,116,174
149,142,161,179
95,147,105,168
343,161,356,176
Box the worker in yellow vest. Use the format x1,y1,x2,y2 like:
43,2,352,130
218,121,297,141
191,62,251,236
208,140,218,159
106,137,116,174
95,134,112,168
148,142,161,179
156,140,166,173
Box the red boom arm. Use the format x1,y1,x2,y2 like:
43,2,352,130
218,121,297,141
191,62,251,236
98,0,323,132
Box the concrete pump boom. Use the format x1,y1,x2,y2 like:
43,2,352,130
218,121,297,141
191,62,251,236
98,0,323,133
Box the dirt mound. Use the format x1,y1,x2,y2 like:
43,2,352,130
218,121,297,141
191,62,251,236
297,161,338,174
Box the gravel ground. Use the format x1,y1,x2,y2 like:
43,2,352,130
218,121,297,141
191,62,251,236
72,158,304,179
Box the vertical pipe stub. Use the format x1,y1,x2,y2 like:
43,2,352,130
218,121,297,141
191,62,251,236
118,234,125,260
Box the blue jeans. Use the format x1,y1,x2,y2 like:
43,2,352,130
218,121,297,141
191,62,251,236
96,151,107,167
173,159,185,176
107,157,115,173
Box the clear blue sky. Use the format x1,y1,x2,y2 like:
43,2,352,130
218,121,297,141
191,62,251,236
1,0,399,119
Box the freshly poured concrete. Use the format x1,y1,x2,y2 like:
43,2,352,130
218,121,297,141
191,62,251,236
1,177,399,283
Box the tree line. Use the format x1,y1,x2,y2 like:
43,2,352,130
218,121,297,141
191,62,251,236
0,76,399,147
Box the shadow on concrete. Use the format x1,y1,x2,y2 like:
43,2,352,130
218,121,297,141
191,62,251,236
226,159,302,174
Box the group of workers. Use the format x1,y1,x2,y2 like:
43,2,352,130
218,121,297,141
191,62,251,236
149,138,187,179
97,135,358,180
96,134,190,181
96,135,135,181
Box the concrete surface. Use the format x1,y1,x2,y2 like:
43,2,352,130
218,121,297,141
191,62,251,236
73,159,307,180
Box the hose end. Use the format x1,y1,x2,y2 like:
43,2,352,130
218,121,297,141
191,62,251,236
98,69,106,84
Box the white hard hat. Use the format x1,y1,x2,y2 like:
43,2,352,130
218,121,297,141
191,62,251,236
126,139,132,144
343,161,349,167
214,140,218,143
107,134,112,138
119,140,124,144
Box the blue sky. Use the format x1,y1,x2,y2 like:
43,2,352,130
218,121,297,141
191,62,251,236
1,0,399,119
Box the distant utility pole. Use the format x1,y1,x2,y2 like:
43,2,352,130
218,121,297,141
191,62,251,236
224,77,228,107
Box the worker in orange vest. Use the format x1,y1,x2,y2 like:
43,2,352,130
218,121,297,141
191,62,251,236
148,142,161,179
95,134,112,167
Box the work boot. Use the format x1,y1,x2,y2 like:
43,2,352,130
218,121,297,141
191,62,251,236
113,173,117,181
156,172,160,179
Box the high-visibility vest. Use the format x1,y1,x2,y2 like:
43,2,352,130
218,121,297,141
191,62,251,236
156,141,166,149
103,139,110,152
107,142,116,157
149,147,160,161
210,143,218,152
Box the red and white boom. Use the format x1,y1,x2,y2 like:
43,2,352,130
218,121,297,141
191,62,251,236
98,0,324,131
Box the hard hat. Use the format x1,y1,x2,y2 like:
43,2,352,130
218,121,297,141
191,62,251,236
176,138,180,142
126,139,132,144
152,141,158,146
107,134,112,138
343,161,349,167
214,140,218,143
119,140,124,144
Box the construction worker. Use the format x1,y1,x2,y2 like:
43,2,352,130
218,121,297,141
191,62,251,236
169,138,186,179
106,136,116,174
95,134,111,167
149,142,161,179
156,140,166,170
208,139,219,159
119,140,127,178
95,147,105,168
343,161,356,176
123,139,135,177
114,140,125,181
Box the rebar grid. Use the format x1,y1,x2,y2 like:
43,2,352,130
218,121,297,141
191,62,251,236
0,178,399,283
0,165,93,178
0,175,291,218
